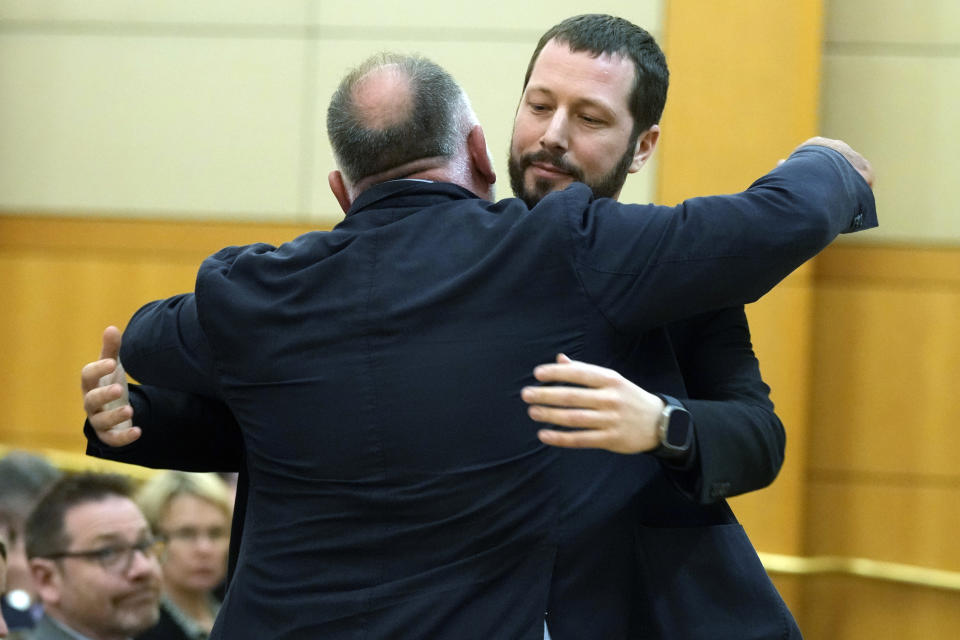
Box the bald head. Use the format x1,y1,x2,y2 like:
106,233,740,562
351,64,414,131
327,53,475,186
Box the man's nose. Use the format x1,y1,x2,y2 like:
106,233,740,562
539,110,569,154
126,545,161,580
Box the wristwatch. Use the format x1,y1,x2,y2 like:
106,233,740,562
652,394,693,460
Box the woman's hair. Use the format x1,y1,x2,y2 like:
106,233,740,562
136,471,232,533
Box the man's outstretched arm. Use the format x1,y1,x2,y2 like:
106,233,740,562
82,326,243,472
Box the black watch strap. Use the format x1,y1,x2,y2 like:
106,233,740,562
652,394,693,460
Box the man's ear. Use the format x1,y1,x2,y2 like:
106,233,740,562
328,170,353,214
466,124,497,192
628,124,661,173
30,557,62,606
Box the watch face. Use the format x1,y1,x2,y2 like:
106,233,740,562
664,405,692,449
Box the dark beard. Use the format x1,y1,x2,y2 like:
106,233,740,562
508,142,635,208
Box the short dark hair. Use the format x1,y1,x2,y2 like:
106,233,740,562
25,472,134,560
523,14,669,138
327,52,470,184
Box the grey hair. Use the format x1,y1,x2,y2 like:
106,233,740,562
327,52,473,185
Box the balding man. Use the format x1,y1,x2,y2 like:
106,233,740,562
83,52,874,638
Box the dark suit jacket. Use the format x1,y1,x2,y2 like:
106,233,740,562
27,615,89,640
92,147,874,638
543,309,800,640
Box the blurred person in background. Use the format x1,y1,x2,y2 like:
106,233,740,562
0,452,61,632
135,472,231,640
1,538,10,638
25,472,163,640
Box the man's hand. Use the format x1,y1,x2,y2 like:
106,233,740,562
521,354,665,454
794,136,875,187
81,326,141,446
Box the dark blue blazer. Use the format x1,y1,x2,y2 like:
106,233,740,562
99,147,874,639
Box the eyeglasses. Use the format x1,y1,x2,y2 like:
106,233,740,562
45,536,166,574
163,526,229,545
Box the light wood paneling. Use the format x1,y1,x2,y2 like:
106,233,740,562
731,267,813,555
658,1,823,203
806,480,960,571
810,245,960,477
803,576,960,640
801,243,960,638
0,215,315,450
810,285,960,477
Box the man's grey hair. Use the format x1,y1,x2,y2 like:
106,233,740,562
327,52,473,185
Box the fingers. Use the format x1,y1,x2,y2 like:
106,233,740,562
537,428,613,450
532,357,623,389
94,424,143,448
522,383,612,411
86,398,141,447
527,404,613,430
82,325,140,446
81,358,118,394
100,325,122,360
83,382,123,415
88,403,133,429
794,136,874,188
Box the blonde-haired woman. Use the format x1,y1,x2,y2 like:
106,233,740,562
136,472,232,640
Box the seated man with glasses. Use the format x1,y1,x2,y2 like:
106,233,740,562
25,472,164,640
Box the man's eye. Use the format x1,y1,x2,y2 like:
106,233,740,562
529,103,549,113
581,115,603,125
96,546,124,563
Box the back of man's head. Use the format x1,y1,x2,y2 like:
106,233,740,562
0,451,61,600
327,52,474,186
25,473,133,561
524,14,669,137
0,452,61,520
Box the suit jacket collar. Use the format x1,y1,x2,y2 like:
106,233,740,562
31,614,103,640
346,179,480,218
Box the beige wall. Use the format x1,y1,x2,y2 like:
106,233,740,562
0,0,661,225
822,0,960,243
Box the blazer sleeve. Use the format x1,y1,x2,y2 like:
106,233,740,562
663,308,784,504
118,290,223,396
84,384,244,473
571,145,876,332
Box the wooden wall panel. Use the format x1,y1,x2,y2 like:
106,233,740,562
810,285,960,477
730,267,813,554
806,481,960,570
802,243,960,638
803,576,960,640
0,215,315,450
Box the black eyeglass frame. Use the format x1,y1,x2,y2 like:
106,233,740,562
44,536,166,573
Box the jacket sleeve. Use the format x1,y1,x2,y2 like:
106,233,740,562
84,384,244,473
661,308,784,504
572,145,876,332
118,291,223,395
